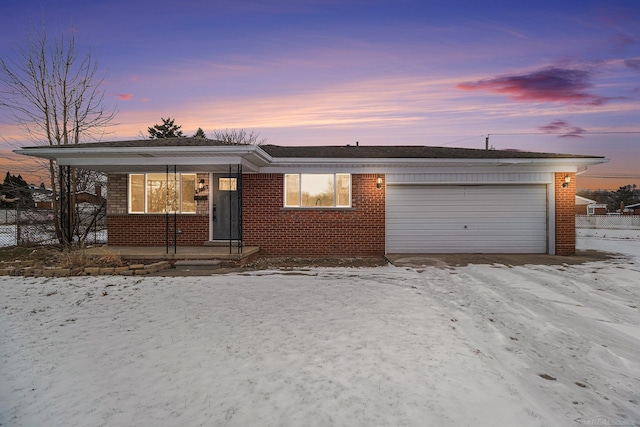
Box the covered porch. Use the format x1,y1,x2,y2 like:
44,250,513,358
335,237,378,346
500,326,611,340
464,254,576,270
15,139,273,250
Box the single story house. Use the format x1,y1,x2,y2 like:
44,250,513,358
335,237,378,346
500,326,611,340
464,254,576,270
16,138,607,256
625,202,640,215
575,195,596,215
29,184,104,210
575,195,608,216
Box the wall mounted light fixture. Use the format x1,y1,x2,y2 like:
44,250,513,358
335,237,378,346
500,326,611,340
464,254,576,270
376,175,383,190
194,179,209,200
562,174,571,188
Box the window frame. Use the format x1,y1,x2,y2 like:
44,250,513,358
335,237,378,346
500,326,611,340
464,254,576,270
128,173,197,214
283,173,352,208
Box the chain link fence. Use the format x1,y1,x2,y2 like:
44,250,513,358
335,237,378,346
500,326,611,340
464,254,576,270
576,215,640,230
1,169,109,248
0,205,107,248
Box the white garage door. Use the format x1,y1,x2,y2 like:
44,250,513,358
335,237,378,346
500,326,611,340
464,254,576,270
386,185,548,254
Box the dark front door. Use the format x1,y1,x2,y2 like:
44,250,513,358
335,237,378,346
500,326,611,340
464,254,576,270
212,174,239,240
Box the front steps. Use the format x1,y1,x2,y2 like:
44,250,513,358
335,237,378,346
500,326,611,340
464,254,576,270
173,259,222,271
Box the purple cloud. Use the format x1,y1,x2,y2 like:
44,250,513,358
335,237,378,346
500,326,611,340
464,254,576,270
608,33,639,51
538,120,586,138
457,67,609,106
624,59,640,70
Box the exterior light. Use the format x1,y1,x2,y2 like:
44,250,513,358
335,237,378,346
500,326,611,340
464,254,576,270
195,179,209,200
562,174,571,188
376,175,383,190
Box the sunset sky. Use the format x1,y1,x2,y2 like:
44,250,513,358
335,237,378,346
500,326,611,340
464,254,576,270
1,0,639,189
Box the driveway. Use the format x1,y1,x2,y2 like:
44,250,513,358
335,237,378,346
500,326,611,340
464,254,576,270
386,249,616,268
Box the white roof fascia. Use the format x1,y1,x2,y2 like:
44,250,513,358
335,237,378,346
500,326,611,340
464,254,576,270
14,145,271,159
14,145,273,172
576,195,597,204
15,145,607,174
260,157,608,174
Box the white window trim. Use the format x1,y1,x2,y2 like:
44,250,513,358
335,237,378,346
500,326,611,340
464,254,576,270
128,173,197,214
283,173,352,208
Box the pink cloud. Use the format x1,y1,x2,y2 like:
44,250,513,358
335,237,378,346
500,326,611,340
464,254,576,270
538,120,586,138
457,67,609,106
117,93,133,101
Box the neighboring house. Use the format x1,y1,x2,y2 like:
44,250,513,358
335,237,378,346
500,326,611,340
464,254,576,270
587,204,609,215
16,138,608,256
75,185,105,205
30,184,104,210
575,195,596,215
625,202,640,215
575,195,608,215
29,185,54,209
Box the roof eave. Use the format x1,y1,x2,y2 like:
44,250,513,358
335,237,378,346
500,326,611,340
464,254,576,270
264,156,609,168
14,146,608,173
14,145,274,172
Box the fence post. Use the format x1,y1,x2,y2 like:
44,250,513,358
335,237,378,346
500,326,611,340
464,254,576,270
15,202,20,245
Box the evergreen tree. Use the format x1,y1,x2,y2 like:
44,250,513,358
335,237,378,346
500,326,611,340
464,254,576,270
609,184,639,211
148,117,184,139
193,127,207,139
0,171,34,208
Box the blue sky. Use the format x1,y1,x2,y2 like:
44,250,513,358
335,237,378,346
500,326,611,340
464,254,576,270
1,0,639,189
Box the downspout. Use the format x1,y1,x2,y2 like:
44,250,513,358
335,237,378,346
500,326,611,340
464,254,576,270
165,165,169,254
238,164,243,254
174,165,177,254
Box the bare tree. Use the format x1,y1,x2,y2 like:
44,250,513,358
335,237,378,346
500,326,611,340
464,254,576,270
0,23,116,247
212,128,267,145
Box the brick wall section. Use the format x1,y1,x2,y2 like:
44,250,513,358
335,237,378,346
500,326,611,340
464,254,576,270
242,174,385,256
195,174,209,215
107,174,127,215
108,215,209,246
106,173,210,246
555,172,576,255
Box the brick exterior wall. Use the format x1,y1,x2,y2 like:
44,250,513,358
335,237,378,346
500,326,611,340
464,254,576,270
555,172,576,256
106,171,572,255
107,174,127,215
242,174,386,256
108,214,209,246
106,173,209,246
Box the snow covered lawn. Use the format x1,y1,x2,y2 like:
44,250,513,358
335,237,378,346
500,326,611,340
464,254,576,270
1,232,639,426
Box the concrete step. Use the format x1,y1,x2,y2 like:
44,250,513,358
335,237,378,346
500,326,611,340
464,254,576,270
173,260,222,270
204,240,242,247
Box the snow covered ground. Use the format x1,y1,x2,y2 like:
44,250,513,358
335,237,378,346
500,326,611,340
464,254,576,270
1,232,639,426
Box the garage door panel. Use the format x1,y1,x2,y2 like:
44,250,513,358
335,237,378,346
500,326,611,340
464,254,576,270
386,185,547,254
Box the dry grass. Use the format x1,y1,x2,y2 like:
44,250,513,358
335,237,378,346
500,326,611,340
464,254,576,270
57,248,124,269
0,246,124,270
